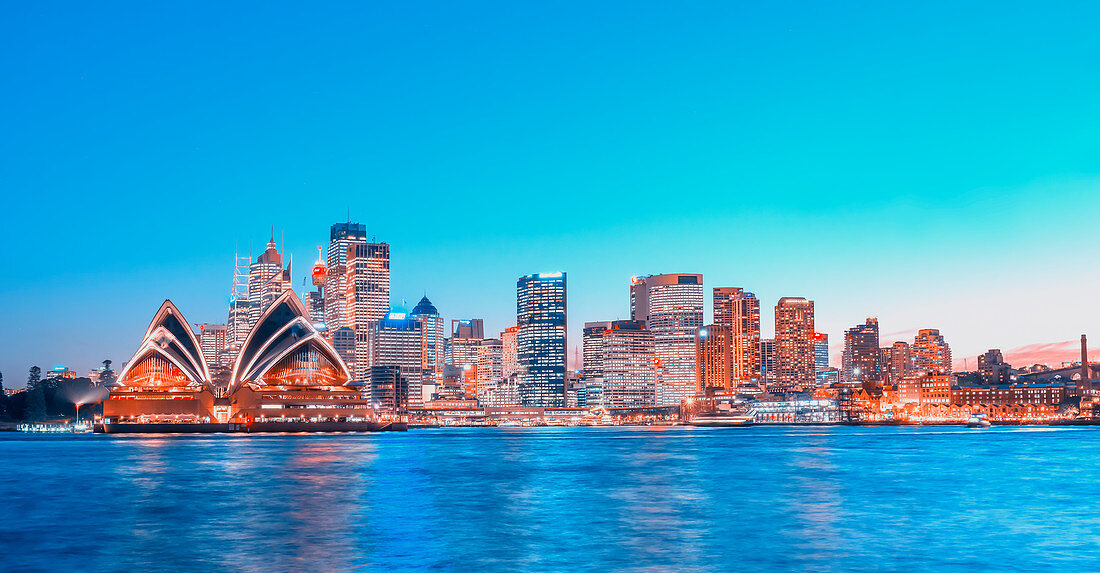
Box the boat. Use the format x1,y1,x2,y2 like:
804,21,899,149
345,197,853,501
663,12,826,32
497,421,521,428
688,408,756,427
966,413,991,428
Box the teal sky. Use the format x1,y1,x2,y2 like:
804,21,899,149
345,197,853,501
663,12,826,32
3,1,1100,380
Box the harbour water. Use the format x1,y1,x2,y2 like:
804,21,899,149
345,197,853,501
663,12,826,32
2,426,1098,572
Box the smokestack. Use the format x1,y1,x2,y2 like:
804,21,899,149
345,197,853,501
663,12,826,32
1082,335,1090,387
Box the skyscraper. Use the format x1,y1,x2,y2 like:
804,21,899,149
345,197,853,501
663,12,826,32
631,274,704,406
813,332,829,373
324,222,366,330
197,323,227,368
841,318,881,384
759,338,776,384
913,329,952,374
501,326,520,380
331,327,356,374
774,297,815,391
517,272,567,407
695,325,732,395
475,338,504,402
883,341,912,385
247,237,292,328
368,312,423,408
347,241,390,380
713,287,761,385
582,321,612,381
600,320,656,408
410,296,444,392
451,319,485,340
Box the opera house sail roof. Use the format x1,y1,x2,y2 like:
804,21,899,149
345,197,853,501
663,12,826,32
115,300,212,390
229,290,352,393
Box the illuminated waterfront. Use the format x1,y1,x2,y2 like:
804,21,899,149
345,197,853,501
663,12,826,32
2,426,1099,571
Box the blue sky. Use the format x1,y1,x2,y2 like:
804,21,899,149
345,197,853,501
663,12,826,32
3,1,1100,381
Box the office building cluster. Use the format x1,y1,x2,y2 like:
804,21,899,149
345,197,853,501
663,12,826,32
180,219,1100,422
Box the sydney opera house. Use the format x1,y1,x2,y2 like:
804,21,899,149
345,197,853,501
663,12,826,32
101,291,393,432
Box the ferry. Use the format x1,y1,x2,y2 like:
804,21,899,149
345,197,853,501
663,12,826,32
966,413,991,429
497,421,521,428
689,409,756,427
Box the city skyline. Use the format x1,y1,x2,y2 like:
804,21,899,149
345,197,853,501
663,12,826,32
5,2,1100,379
3,220,1093,380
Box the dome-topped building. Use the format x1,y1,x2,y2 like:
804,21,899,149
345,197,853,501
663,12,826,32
410,295,439,317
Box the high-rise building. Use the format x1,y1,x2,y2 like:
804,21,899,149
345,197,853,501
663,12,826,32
977,348,1011,384
582,321,612,380
913,329,952,374
324,222,367,330
197,323,227,368
774,297,815,391
813,332,829,373
630,273,704,406
347,241,390,380
600,320,656,408
841,318,881,384
452,319,485,340
501,326,520,380
517,272,567,407
475,338,504,402
368,313,424,408
225,299,251,365
883,341,912,384
695,325,731,395
759,338,776,383
247,237,292,328
331,327,356,375
410,296,444,391
713,287,761,385
346,242,390,331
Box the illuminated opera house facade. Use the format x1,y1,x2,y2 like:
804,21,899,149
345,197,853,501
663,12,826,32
105,291,373,428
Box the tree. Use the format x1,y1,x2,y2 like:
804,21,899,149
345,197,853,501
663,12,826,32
26,366,40,390
99,359,116,386
26,366,46,421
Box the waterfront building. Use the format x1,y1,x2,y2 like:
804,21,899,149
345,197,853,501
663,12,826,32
695,325,732,395
600,320,656,408
953,383,1065,406
814,332,829,373
977,349,1012,384
324,222,367,330
630,273,704,405
774,297,815,392
107,293,369,425
841,318,881,384
369,365,408,414
913,329,952,374
517,272,567,407
227,291,366,422
107,301,216,422
713,287,761,385
897,371,951,406
197,323,227,368
367,312,424,408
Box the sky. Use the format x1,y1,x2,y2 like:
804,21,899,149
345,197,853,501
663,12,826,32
2,1,1100,382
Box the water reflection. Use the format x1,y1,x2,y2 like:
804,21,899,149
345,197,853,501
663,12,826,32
2,428,1100,572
